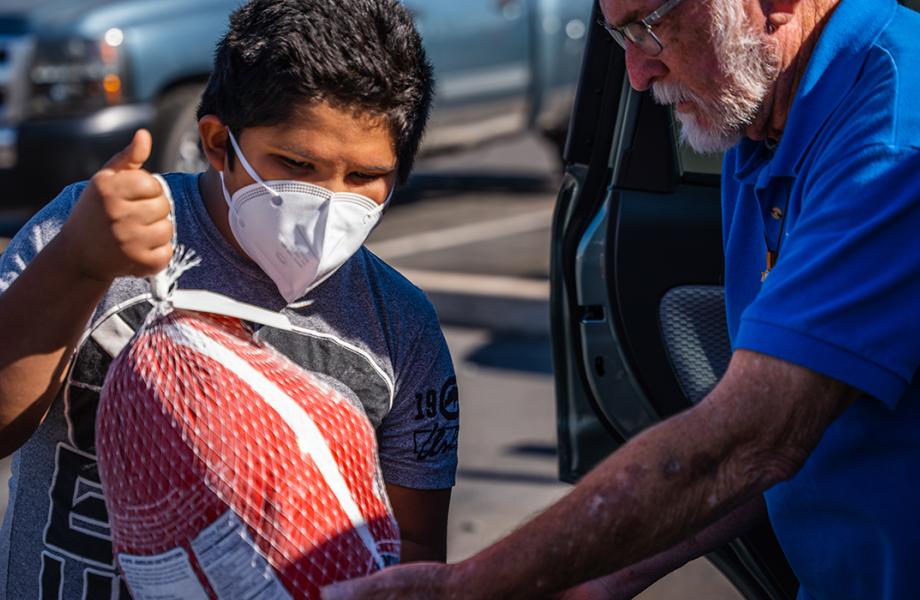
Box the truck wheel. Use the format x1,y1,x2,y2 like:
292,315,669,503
152,84,209,174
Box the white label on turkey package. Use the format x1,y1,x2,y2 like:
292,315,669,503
118,548,210,600
191,509,292,600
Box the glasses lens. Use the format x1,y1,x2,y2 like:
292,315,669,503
609,28,627,49
597,19,628,49
625,23,663,55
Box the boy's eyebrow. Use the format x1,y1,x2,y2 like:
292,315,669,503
277,144,396,173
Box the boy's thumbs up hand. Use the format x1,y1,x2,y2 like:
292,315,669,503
59,129,174,283
101,128,154,172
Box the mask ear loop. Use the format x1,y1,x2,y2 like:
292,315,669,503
218,171,234,207
361,185,395,226
225,128,281,198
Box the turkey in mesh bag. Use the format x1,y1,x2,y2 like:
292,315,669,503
95,179,399,600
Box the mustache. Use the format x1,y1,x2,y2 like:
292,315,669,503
650,81,707,107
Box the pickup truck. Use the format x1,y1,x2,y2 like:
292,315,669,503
0,0,591,209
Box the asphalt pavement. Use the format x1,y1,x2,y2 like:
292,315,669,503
0,134,740,598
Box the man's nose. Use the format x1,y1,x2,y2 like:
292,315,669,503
624,46,668,91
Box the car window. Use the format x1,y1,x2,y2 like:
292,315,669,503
673,111,724,176
678,143,723,176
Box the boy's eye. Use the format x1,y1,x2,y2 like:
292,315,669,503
280,156,311,170
350,172,382,182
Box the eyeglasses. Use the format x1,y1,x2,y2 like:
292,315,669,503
597,0,684,57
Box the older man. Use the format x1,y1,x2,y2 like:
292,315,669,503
325,0,920,598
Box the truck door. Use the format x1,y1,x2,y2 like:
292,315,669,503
404,0,531,150
550,4,798,598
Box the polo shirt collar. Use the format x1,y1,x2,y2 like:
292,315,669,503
771,0,898,175
735,0,898,186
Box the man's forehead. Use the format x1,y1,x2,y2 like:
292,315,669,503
600,0,658,27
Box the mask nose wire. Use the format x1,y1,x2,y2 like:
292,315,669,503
226,128,280,197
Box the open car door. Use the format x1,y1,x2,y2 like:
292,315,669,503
550,4,800,599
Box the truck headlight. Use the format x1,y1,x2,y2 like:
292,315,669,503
27,31,128,117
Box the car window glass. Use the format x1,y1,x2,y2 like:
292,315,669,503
673,110,723,176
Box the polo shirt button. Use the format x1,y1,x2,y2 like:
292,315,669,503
771,207,784,220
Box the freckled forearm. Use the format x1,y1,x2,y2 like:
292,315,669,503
555,496,767,599
452,407,770,600
450,351,856,599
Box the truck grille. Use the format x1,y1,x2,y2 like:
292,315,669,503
0,34,35,125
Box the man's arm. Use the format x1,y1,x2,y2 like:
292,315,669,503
324,349,858,599
387,484,451,562
556,496,767,600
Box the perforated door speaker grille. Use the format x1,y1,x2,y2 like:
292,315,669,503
659,286,731,404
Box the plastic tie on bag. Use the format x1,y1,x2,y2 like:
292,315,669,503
145,174,303,331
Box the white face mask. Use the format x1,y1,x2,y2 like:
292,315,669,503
220,130,391,304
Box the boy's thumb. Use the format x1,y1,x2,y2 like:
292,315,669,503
103,129,153,172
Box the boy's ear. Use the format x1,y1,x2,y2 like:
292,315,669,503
198,115,230,172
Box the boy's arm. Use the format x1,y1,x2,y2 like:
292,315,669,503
387,484,451,562
0,235,112,457
377,302,458,563
0,130,173,458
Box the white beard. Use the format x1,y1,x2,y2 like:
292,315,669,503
652,0,779,154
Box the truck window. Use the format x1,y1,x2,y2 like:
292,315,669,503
674,110,724,177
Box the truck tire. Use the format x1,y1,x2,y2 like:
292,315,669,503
152,83,209,174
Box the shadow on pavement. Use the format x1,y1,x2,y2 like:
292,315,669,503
505,442,557,459
456,468,561,486
465,334,553,375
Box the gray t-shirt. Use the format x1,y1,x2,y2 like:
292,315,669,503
0,172,459,600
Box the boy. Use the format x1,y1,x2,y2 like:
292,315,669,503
0,1,458,597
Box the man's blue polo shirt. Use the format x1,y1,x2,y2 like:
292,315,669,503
721,0,920,597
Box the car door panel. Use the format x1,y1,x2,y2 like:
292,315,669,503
551,22,628,479
552,5,797,598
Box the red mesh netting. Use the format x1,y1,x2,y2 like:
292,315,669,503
96,308,399,599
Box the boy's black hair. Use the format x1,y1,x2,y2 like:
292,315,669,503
197,0,434,183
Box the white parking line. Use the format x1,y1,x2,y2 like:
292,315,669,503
399,269,549,301
368,208,554,260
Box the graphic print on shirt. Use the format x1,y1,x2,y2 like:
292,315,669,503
41,298,395,600
412,376,459,461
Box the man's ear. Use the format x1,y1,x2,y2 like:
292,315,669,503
198,115,230,172
763,0,799,30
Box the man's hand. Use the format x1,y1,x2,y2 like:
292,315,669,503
58,129,173,283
